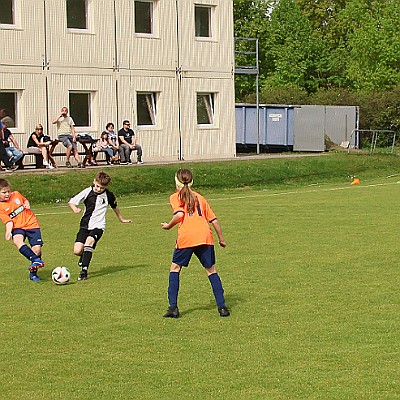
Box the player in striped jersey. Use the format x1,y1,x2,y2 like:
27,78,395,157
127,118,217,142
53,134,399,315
68,171,131,281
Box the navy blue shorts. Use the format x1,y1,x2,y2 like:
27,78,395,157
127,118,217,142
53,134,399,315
12,228,44,247
75,227,103,248
172,245,215,268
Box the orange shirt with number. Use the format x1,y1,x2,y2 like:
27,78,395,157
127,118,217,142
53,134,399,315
170,190,217,249
0,191,40,230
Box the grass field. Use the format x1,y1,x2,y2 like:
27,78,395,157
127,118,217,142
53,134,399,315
1,160,400,399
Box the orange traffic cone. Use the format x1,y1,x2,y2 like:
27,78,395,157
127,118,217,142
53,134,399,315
351,177,360,185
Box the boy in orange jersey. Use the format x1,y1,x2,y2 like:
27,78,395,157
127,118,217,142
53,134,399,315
0,179,45,282
161,168,230,318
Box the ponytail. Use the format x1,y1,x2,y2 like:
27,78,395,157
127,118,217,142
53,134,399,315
176,169,198,214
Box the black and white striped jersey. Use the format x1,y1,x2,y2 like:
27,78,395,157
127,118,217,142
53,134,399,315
69,186,117,230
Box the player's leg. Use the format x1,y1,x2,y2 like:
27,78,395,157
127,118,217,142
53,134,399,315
164,248,193,318
74,228,87,278
13,229,44,282
197,245,230,317
77,229,103,281
163,262,182,318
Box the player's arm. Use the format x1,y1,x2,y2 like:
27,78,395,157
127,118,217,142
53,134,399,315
211,219,226,248
5,221,13,241
68,201,81,214
112,206,132,223
161,211,183,230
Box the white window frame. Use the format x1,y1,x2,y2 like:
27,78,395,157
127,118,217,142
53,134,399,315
194,5,213,39
197,93,215,126
136,92,157,127
0,0,18,28
66,0,91,33
134,0,156,36
69,91,94,129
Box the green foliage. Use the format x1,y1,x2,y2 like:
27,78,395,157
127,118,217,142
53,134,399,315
234,0,400,127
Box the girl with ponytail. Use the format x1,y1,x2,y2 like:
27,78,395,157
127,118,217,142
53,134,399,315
161,168,230,318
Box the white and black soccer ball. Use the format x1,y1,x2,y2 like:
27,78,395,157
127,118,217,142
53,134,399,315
51,267,71,285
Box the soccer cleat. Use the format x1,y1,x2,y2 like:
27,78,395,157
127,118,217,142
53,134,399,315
66,161,72,168
137,160,144,165
218,306,230,317
77,162,84,168
163,307,180,318
29,271,40,282
77,270,88,281
28,259,45,272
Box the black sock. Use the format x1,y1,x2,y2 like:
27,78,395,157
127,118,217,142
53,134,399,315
81,246,93,269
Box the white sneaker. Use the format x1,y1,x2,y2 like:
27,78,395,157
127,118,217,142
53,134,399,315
46,164,54,169
43,160,49,166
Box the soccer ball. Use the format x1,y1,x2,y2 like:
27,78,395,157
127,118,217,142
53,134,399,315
51,267,71,285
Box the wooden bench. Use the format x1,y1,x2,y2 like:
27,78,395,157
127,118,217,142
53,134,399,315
18,136,110,169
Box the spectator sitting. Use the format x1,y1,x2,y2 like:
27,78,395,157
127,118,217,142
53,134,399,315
27,124,55,169
0,121,17,171
105,122,119,162
118,120,143,165
2,125,24,168
52,106,83,168
93,131,115,165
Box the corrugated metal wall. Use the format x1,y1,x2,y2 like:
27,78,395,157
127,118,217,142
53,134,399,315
0,0,235,162
236,104,357,152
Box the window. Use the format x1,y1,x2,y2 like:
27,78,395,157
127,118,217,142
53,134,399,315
197,93,214,125
135,1,154,34
0,92,17,128
69,92,92,127
137,93,157,126
195,5,211,38
67,0,87,30
0,0,15,25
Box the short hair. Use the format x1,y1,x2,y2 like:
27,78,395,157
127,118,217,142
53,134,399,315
0,178,11,189
122,120,130,125
94,172,111,187
106,122,114,130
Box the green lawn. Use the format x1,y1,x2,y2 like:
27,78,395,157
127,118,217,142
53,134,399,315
1,171,399,399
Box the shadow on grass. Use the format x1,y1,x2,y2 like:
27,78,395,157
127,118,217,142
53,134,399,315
89,264,147,279
37,264,146,284
180,293,243,316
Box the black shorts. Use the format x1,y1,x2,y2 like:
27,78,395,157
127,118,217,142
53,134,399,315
75,227,103,248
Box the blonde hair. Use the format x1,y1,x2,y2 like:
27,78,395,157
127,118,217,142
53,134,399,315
176,169,198,214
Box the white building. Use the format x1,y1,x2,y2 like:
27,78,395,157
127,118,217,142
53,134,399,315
0,0,236,162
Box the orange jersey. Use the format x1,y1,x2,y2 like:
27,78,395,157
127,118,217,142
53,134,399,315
170,190,217,249
0,191,40,230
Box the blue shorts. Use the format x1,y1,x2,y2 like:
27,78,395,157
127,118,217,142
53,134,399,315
172,245,215,268
12,228,44,247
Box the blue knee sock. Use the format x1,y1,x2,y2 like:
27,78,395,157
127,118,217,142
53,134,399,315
168,272,180,308
208,273,226,308
19,244,39,262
